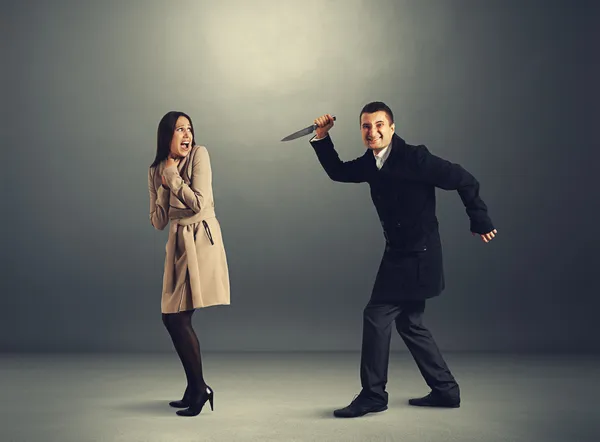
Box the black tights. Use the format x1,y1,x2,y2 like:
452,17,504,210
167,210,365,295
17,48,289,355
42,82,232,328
162,310,206,396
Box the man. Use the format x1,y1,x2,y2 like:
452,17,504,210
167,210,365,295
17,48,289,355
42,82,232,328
309,102,497,418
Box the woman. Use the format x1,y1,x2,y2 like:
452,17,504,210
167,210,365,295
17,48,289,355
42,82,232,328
147,111,230,417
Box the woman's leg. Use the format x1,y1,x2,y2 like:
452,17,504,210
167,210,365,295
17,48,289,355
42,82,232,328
164,310,206,396
162,313,193,406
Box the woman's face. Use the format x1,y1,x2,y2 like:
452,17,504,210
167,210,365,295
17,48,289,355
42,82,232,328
170,116,193,158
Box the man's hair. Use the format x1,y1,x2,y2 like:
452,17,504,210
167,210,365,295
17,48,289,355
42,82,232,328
359,101,394,125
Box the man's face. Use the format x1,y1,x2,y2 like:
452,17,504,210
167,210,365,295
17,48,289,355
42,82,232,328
360,111,395,151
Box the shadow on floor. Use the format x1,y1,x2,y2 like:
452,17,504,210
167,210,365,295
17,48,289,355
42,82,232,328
111,399,181,416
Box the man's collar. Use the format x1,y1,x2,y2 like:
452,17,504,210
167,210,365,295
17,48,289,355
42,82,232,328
372,133,404,156
374,144,389,157
373,143,391,160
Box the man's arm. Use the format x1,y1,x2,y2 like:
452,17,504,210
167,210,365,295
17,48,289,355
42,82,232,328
412,145,496,239
310,134,367,183
309,114,367,184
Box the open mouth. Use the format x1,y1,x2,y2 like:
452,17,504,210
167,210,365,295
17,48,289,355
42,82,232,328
180,141,191,150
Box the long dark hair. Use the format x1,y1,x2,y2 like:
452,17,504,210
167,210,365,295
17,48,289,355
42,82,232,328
150,111,195,168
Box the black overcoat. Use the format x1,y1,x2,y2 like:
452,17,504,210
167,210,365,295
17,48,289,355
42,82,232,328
310,133,494,301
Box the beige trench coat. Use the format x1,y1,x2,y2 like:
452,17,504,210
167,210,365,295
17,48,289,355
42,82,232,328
147,145,230,313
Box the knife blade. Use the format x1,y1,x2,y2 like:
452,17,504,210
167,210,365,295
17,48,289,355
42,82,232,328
281,116,336,142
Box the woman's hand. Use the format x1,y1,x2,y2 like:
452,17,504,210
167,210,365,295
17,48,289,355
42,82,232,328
165,156,180,169
162,156,180,188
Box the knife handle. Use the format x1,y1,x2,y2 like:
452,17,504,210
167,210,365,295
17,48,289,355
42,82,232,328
314,115,336,129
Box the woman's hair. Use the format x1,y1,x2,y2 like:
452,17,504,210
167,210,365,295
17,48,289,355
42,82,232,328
150,111,195,168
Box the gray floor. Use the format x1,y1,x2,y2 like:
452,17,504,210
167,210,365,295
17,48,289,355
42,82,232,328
1,352,598,442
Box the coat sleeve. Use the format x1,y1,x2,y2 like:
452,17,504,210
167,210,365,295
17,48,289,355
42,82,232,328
162,146,211,213
310,135,367,183
148,167,170,230
412,145,495,234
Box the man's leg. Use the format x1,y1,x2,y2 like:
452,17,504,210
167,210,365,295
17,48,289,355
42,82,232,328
359,300,402,404
333,300,399,418
395,300,460,406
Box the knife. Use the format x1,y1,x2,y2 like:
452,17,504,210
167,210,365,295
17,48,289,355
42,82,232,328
281,116,336,142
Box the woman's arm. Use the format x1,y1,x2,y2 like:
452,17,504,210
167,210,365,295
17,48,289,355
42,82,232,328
148,167,170,230
162,146,211,213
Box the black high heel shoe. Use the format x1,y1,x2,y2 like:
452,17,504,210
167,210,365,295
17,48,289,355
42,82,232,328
176,386,214,417
169,386,190,408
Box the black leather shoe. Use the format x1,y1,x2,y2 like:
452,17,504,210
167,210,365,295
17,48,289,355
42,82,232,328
333,395,388,418
176,386,214,417
169,386,190,408
408,392,460,408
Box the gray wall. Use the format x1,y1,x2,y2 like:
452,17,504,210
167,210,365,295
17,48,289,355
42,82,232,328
3,0,598,352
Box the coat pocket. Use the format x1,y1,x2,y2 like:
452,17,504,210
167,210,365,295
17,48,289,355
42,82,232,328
379,248,421,290
415,248,442,288
202,220,215,245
